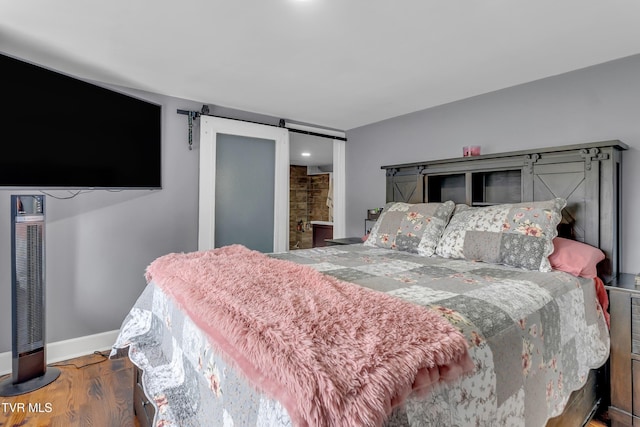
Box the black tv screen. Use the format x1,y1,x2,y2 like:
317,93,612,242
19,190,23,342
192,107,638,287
0,53,161,189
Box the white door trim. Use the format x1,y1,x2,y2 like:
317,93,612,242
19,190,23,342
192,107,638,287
199,116,289,252
332,139,346,238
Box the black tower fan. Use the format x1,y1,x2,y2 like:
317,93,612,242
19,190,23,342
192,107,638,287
0,195,59,396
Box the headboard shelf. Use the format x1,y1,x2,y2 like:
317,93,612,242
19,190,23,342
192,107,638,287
381,140,628,281
381,139,628,171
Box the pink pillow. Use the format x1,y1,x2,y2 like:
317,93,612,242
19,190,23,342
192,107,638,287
548,237,605,278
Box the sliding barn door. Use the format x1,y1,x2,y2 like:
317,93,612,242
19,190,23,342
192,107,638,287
199,117,289,252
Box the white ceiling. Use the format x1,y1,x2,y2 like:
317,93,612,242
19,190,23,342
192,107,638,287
290,132,333,167
2,1,640,131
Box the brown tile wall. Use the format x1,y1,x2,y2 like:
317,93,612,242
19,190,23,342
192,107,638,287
289,166,331,250
309,174,330,222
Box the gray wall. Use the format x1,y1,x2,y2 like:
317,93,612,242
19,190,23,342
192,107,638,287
345,53,640,273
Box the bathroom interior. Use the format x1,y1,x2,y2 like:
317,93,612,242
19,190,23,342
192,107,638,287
289,133,334,250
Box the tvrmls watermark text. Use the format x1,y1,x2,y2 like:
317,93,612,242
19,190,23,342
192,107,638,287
2,402,53,413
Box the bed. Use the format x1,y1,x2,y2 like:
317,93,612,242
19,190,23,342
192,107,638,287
112,141,625,427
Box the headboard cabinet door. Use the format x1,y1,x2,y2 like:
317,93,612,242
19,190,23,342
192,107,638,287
385,170,423,203
531,160,595,245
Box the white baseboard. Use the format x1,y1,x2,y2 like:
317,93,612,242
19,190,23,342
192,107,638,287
0,330,120,376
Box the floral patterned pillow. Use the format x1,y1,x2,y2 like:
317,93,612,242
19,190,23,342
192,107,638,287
363,201,456,256
435,198,567,271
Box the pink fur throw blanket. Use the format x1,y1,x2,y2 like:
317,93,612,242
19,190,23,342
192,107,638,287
145,244,474,427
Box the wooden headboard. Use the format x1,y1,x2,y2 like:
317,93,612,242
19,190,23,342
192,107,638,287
381,140,628,282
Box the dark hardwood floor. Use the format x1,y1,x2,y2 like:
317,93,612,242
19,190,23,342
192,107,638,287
0,352,138,427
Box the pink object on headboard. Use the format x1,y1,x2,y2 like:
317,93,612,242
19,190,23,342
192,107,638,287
462,146,481,157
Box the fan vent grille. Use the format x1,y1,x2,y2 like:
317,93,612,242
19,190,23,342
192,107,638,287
15,221,44,354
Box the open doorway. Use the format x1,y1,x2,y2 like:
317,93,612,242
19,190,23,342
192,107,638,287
289,133,334,250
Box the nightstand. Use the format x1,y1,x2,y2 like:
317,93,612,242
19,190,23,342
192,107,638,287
607,273,640,426
365,218,377,235
325,237,363,246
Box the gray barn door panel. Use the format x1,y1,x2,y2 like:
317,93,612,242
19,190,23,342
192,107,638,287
532,161,596,245
386,173,423,203
215,133,275,252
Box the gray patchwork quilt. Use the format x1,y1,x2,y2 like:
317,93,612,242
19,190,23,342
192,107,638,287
111,244,609,426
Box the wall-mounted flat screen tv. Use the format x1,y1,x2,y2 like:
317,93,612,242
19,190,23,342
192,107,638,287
0,53,161,189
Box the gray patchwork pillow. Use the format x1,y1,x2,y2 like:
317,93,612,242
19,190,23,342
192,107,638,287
435,198,566,271
364,201,455,256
